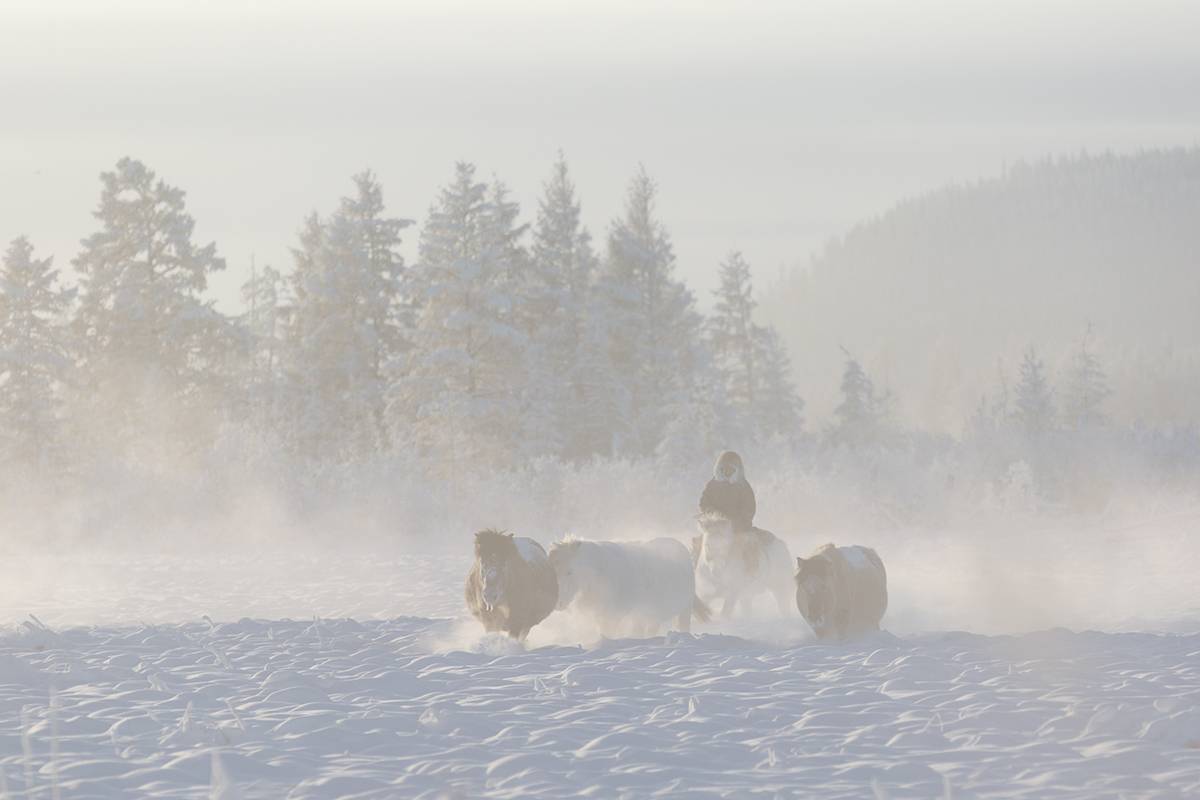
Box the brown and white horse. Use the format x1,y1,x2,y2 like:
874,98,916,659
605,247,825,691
465,529,558,641
794,543,888,640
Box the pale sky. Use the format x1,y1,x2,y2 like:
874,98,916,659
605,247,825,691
3,0,1199,311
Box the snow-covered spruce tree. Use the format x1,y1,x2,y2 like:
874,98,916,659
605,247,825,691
708,251,804,440
1062,326,1111,431
1013,346,1055,439
527,154,608,460
71,157,231,461
753,326,804,439
237,259,285,437
283,171,409,461
339,170,413,384
568,308,628,459
391,163,527,475
293,171,408,460
709,252,759,409
600,166,704,457
831,350,890,447
0,237,73,468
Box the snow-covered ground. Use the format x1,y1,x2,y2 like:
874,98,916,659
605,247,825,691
1,543,1199,799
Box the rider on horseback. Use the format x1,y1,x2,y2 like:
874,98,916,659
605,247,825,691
693,451,794,615
699,450,756,533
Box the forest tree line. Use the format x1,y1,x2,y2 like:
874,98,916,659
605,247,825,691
0,157,802,477
2,155,1195,510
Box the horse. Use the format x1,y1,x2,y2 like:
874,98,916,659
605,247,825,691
693,514,795,618
464,529,558,641
547,537,711,638
794,543,888,640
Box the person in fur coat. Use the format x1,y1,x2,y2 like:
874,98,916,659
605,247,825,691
699,451,756,533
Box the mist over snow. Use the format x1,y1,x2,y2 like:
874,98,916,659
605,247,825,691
2,2,1200,798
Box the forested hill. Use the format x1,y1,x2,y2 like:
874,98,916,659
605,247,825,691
761,148,1200,432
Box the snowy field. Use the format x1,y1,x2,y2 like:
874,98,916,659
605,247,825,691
2,530,1200,798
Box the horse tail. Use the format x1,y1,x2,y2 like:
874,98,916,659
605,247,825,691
692,594,712,624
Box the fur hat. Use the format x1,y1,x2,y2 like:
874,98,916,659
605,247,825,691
713,450,745,482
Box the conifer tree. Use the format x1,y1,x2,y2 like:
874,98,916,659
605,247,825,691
238,259,284,435
832,349,889,447
392,163,527,473
1013,346,1055,438
528,154,608,459
0,237,73,467
709,252,759,409
1063,326,1110,430
753,326,804,438
72,157,230,458
281,171,410,460
600,166,703,456
338,170,413,382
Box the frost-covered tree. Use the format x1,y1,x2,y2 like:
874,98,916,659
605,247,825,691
753,326,804,439
527,154,606,460
283,172,409,461
237,259,284,434
72,157,230,458
1062,327,1110,430
566,310,627,459
708,251,803,440
0,237,73,467
1013,346,1055,438
709,252,759,409
831,350,890,447
392,163,527,473
528,155,584,327
241,260,283,383
600,166,704,456
338,170,413,376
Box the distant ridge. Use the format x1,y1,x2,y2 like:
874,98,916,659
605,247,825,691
762,148,1200,431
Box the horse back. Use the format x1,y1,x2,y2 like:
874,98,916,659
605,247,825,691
507,554,559,627
840,546,888,631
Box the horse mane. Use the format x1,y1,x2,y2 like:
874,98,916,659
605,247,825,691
474,528,517,558
549,536,584,557
797,544,838,579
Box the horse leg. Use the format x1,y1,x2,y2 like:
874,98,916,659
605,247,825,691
676,611,691,633
722,593,739,618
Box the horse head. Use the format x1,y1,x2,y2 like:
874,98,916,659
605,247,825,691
695,513,735,564
794,554,835,634
474,529,517,611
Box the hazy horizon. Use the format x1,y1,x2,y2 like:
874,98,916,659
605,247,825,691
4,0,1200,312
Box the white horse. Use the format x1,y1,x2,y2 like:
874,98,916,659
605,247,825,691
548,537,710,637
693,515,795,618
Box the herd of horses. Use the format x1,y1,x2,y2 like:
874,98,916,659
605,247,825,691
465,515,888,643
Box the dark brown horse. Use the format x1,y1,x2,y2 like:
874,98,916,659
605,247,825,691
465,529,558,641
794,544,888,640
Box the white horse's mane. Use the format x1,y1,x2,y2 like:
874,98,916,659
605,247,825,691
549,534,584,554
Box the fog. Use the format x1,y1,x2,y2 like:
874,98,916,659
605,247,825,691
2,1,1199,643
5,1,1200,310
